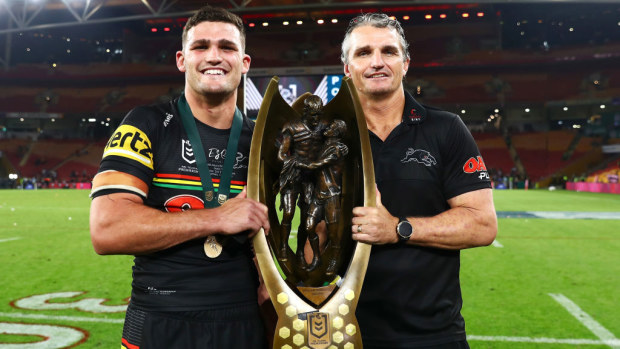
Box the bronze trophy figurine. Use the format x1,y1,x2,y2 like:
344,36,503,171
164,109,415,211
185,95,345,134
247,76,375,348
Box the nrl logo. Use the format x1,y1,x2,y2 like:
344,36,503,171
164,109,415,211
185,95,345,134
182,139,195,164
308,312,330,349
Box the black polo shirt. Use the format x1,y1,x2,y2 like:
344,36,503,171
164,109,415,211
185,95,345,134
357,91,491,348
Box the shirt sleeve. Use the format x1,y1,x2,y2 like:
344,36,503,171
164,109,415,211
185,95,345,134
441,115,492,199
91,106,158,199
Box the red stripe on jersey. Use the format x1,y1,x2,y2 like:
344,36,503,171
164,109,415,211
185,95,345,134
155,173,246,185
122,338,140,349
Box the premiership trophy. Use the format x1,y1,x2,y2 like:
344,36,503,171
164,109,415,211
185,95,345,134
247,76,375,349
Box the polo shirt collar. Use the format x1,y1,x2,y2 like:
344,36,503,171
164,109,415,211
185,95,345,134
402,90,426,125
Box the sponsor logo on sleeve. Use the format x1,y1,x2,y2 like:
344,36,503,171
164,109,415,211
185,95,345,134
103,124,153,169
401,148,437,167
463,155,489,180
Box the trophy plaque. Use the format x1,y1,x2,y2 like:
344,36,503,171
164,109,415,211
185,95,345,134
248,76,375,349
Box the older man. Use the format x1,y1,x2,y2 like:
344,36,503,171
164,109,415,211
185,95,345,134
341,13,497,349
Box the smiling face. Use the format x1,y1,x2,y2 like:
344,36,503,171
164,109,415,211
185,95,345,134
343,25,409,99
176,21,250,100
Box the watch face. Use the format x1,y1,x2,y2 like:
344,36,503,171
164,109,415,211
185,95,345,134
398,220,413,239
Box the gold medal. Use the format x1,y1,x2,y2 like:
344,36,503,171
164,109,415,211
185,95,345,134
204,236,223,258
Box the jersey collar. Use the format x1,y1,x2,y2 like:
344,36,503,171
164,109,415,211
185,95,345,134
402,90,427,125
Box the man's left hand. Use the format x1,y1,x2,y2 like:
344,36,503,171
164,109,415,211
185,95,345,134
351,187,399,245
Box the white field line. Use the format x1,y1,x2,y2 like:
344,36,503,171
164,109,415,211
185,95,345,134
549,293,620,349
491,239,503,248
0,312,124,324
468,335,620,346
0,237,20,243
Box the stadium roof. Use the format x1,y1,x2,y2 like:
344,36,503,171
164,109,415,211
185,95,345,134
1,0,616,35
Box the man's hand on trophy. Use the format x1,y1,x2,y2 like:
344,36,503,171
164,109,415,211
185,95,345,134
351,187,400,245
213,187,271,238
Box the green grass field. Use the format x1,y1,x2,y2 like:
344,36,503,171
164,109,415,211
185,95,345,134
0,189,618,348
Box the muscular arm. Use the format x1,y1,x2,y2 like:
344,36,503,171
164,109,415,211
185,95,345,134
351,188,497,250
277,131,292,162
89,173,270,255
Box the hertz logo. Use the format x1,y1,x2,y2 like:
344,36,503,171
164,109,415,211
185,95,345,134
103,124,153,169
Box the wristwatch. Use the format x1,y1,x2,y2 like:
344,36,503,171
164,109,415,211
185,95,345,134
396,217,413,242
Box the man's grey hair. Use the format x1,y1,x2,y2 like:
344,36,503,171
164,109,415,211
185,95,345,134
340,13,410,64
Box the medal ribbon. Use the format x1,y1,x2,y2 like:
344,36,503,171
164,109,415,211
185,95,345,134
177,93,243,208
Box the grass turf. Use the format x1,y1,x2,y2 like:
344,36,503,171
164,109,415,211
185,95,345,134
0,188,618,348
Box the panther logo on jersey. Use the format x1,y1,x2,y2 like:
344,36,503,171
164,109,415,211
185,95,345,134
401,148,437,167
103,124,153,169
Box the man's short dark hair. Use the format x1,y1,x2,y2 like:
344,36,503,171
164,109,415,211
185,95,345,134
341,12,410,64
182,6,246,50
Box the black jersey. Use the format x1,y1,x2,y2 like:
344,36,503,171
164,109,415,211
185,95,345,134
92,97,259,311
357,92,491,348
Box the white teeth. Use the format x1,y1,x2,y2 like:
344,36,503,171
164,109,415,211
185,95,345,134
369,73,387,78
204,69,224,75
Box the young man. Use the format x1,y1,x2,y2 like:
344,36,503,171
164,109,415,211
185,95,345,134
341,13,498,348
89,6,270,348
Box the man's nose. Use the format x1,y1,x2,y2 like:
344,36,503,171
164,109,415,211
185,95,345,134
370,50,384,68
205,48,222,63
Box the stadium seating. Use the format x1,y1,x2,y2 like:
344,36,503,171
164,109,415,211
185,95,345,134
510,130,598,181
471,132,514,175
0,138,101,182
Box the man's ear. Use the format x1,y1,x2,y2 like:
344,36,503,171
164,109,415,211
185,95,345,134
344,64,351,77
176,51,186,73
403,57,410,76
242,54,251,74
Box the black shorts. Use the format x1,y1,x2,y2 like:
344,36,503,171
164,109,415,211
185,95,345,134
121,303,268,349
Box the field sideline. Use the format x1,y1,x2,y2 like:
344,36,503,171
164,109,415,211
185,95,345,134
0,189,618,348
